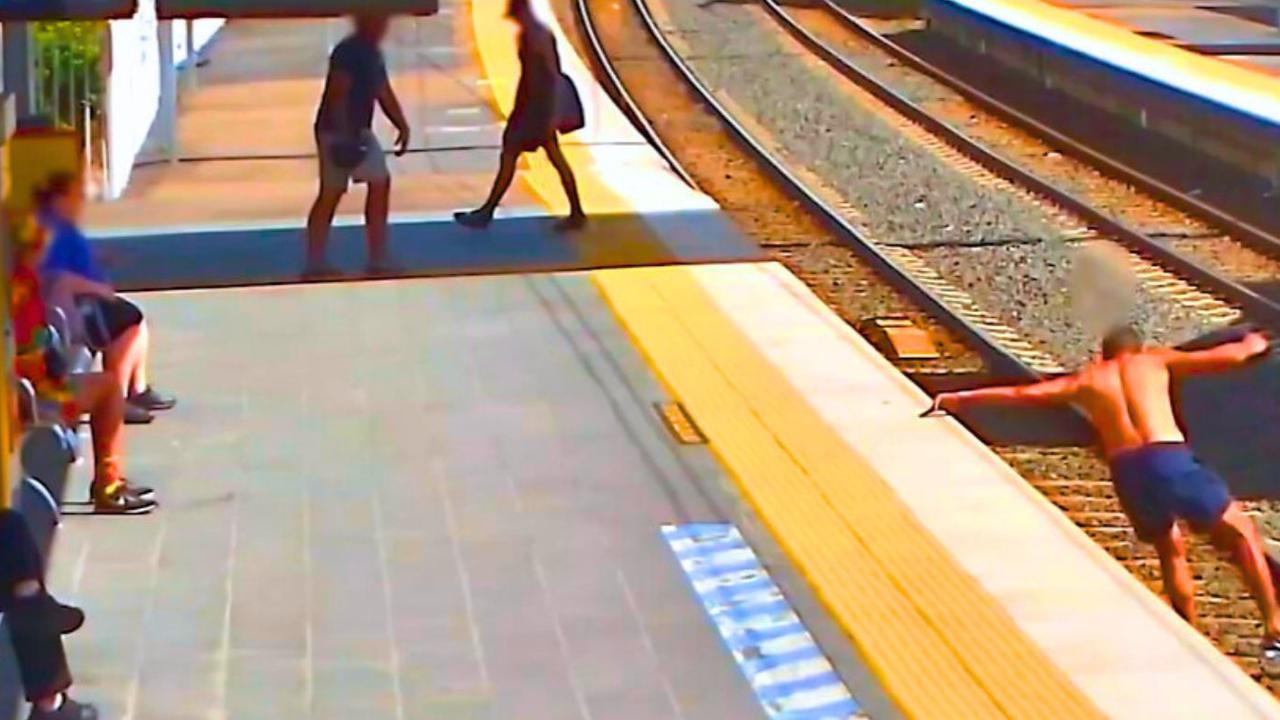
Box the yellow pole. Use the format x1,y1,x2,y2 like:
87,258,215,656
0,148,12,511
0,101,14,510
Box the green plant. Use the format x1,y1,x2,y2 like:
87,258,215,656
32,21,106,128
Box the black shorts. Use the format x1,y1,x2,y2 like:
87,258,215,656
1109,442,1232,542
80,296,143,349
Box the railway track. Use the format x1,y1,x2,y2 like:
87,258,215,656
767,0,1280,333
568,0,1280,687
572,0,1050,378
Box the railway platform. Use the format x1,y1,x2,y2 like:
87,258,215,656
4,0,1280,718
923,0,1280,186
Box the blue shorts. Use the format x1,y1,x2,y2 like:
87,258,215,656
1109,442,1232,542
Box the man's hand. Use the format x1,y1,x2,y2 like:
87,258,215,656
393,124,410,157
925,392,962,416
1242,331,1270,358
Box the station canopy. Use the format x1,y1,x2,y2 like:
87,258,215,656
0,0,137,19
157,0,438,17
0,0,437,20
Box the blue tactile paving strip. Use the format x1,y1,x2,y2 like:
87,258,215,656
662,524,865,720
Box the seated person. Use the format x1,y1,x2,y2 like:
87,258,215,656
11,219,155,515
0,509,97,720
34,174,175,425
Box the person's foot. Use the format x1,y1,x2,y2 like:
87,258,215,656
91,483,157,515
91,479,155,502
453,209,493,229
123,403,154,425
27,696,98,720
8,593,85,637
553,212,587,232
128,387,176,412
365,258,401,277
1263,639,1280,678
302,261,341,280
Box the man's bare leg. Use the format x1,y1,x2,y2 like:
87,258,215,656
306,186,345,270
1209,503,1280,639
1153,524,1198,626
365,178,391,269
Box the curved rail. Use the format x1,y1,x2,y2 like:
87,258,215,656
600,0,1040,380
760,0,1280,330
818,1,1280,261
571,0,696,187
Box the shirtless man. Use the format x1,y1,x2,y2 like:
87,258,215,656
931,326,1280,674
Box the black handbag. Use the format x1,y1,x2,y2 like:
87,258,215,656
555,73,585,134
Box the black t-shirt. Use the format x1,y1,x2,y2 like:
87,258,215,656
316,35,389,132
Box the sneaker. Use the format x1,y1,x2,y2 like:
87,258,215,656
27,696,98,720
128,387,176,412
123,403,154,425
1263,639,1280,678
90,479,155,502
453,209,493,229
553,213,587,232
91,484,157,515
8,593,85,637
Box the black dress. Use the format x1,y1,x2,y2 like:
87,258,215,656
503,24,560,154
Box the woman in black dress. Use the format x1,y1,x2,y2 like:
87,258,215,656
455,0,586,230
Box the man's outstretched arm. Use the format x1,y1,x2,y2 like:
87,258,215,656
1162,331,1270,376
930,374,1080,414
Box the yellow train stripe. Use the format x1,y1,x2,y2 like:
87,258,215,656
955,0,1280,121
593,264,1103,719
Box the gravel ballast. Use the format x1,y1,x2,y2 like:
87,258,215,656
650,0,1230,367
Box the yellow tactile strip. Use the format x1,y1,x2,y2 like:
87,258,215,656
593,265,1103,719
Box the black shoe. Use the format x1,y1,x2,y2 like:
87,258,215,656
91,486,157,515
453,209,492,229
124,481,155,501
27,696,98,720
123,403,154,425
91,479,155,502
9,593,85,637
128,387,176,412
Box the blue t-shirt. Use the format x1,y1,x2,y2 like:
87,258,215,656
40,213,107,284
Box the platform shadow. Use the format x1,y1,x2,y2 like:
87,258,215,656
100,210,761,292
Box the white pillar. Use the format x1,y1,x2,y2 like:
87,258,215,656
158,20,178,162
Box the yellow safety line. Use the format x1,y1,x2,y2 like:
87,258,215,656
593,265,1104,720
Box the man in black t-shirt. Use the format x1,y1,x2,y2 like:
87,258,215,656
305,13,411,277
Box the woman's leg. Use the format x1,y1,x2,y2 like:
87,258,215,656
457,148,520,226
543,136,584,223
0,511,78,708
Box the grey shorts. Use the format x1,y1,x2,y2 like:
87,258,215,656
317,130,389,192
